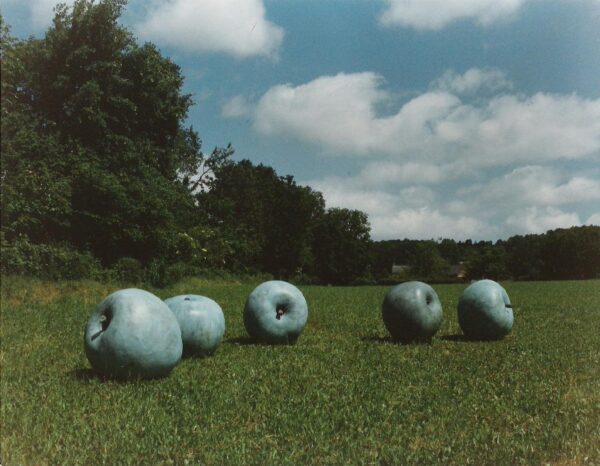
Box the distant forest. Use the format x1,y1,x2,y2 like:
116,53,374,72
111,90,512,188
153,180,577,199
2,1,599,286
371,227,600,283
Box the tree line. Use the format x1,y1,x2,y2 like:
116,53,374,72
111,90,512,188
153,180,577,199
1,1,598,285
371,227,600,283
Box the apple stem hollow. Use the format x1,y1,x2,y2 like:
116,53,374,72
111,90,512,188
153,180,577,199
90,315,109,341
100,311,112,332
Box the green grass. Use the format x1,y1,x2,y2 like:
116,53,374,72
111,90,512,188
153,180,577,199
1,276,599,465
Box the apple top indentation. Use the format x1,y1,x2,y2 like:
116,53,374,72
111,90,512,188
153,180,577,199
100,309,113,331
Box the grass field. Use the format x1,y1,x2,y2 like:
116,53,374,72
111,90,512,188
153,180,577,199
1,276,599,465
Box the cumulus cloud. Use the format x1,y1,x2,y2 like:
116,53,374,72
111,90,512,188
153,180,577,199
222,95,252,118
308,175,488,240
303,165,599,240
247,70,600,167
459,166,600,207
379,0,526,30
358,162,449,185
135,0,284,58
254,72,391,153
372,208,488,240
432,68,512,95
505,207,581,233
341,160,473,186
308,175,470,238
587,213,600,225
30,0,62,28
229,68,600,238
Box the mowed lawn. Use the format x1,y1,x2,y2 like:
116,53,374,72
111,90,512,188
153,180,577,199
1,277,599,465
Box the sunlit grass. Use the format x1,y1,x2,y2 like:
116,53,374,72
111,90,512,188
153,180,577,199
1,276,599,464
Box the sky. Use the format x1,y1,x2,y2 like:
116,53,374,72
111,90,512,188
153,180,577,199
3,0,600,241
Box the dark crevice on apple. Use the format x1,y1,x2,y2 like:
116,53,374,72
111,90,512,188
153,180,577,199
275,305,287,320
426,295,432,305
101,310,113,331
91,310,113,341
505,304,513,309
184,297,191,301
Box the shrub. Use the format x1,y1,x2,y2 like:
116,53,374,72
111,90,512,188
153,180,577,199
163,262,203,287
111,257,145,283
1,237,101,280
142,260,200,288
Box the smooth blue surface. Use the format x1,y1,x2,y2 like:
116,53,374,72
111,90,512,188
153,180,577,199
164,294,225,357
244,280,308,344
382,281,443,343
458,279,514,340
84,289,182,379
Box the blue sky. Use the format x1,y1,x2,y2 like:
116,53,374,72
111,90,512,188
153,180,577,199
3,0,600,240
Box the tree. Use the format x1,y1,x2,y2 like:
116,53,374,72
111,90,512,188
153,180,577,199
1,1,225,267
466,243,510,280
505,234,544,280
310,208,372,285
199,160,325,276
409,242,449,279
1,15,73,245
540,226,600,280
438,238,461,264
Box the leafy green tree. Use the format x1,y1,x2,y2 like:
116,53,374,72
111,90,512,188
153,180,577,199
504,234,544,280
2,1,228,268
199,160,325,276
310,208,372,285
370,239,420,278
466,243,510,280
438,238,461,264
409,241,449,279
540,226,600,279
1,16,73,244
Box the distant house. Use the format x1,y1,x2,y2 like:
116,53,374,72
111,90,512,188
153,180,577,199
448,261,467,279
392,264,411,274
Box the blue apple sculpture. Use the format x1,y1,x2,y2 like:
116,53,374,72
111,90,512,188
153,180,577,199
84,289,182,379
382,281,443,343
244,280,308,344
164,294,225,357
457,279,513,340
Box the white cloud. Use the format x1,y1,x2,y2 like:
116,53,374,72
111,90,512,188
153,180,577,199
586,213,600,225
448,166,597,236
307,174,490,239
358,161,448,185
135,0,284,58
307,175,487,240
30,0,62,28
371,208,487,240
222,95,252,118
309,175,434,215
232,68,600,239
309,178,487,240
432,68,512,95
254,72,392,153
303,165,597,240
459,166,600,207
248,70,600,167
505,207,581,233
380,0,526,30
